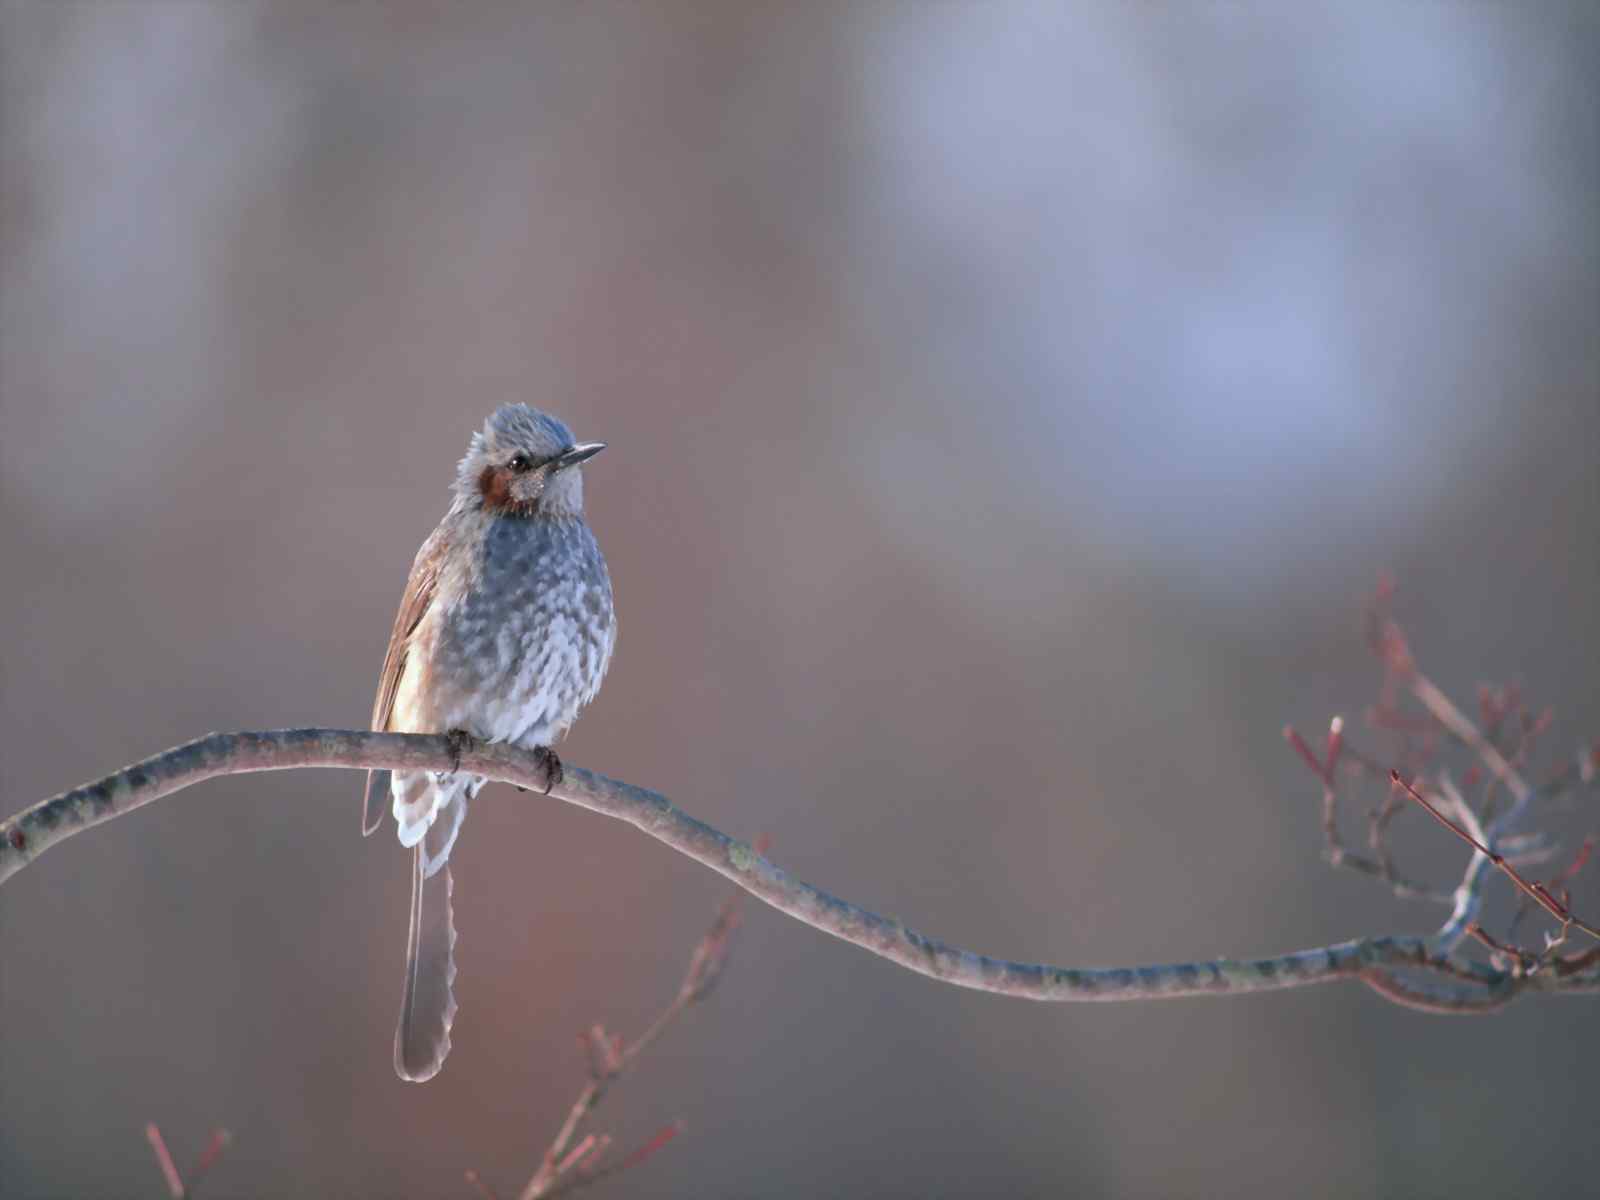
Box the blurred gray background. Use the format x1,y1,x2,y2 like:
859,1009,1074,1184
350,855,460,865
3,2,1598,1196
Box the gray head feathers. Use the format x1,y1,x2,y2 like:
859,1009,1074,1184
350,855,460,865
452,404,591,517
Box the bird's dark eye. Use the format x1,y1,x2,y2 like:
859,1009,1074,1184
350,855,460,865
508,453,534,474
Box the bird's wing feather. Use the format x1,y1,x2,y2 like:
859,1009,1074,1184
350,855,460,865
364,526,447,836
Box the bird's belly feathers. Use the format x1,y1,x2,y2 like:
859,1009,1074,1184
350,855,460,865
403,515,615,748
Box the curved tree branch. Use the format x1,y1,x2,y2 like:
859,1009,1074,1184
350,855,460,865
4,729,1596,1008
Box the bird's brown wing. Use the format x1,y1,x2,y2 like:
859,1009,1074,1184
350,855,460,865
363,527,447,836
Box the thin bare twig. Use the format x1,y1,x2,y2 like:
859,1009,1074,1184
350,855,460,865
144,1124,231,1200
1505,832,1597,954
145,1124,185,1200
186,1130,232,1196
1282,719,1454,904
1390,772,1600,941
1407,674,1534,820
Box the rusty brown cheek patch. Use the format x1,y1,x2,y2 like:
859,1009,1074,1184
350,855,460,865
478,465,514,511
478,465,541,517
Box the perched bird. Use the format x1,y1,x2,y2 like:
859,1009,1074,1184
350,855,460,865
365,404,616,1082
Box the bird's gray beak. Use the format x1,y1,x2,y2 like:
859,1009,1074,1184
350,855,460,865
552,442,606,471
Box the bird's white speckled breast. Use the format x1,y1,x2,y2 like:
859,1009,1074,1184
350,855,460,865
397,511,615,748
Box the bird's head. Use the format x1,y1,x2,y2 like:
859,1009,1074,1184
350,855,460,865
454,404,604,519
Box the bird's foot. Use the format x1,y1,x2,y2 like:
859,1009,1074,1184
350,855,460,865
532,745,564,794
444,728,477,773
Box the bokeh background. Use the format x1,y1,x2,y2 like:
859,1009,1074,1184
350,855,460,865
3,3,1598,1196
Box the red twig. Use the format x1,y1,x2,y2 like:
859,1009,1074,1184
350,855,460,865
1284,723,1335,788
465,839,765,1200
554,1134,607,1178
145,1124,185,1200
1285,715,1453,903
612,1122,684,1174
186,1130,231,1195
1553,835,1595,887
144,1124,230,1200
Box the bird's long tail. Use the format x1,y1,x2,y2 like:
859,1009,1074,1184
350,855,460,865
393,782,472,1082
